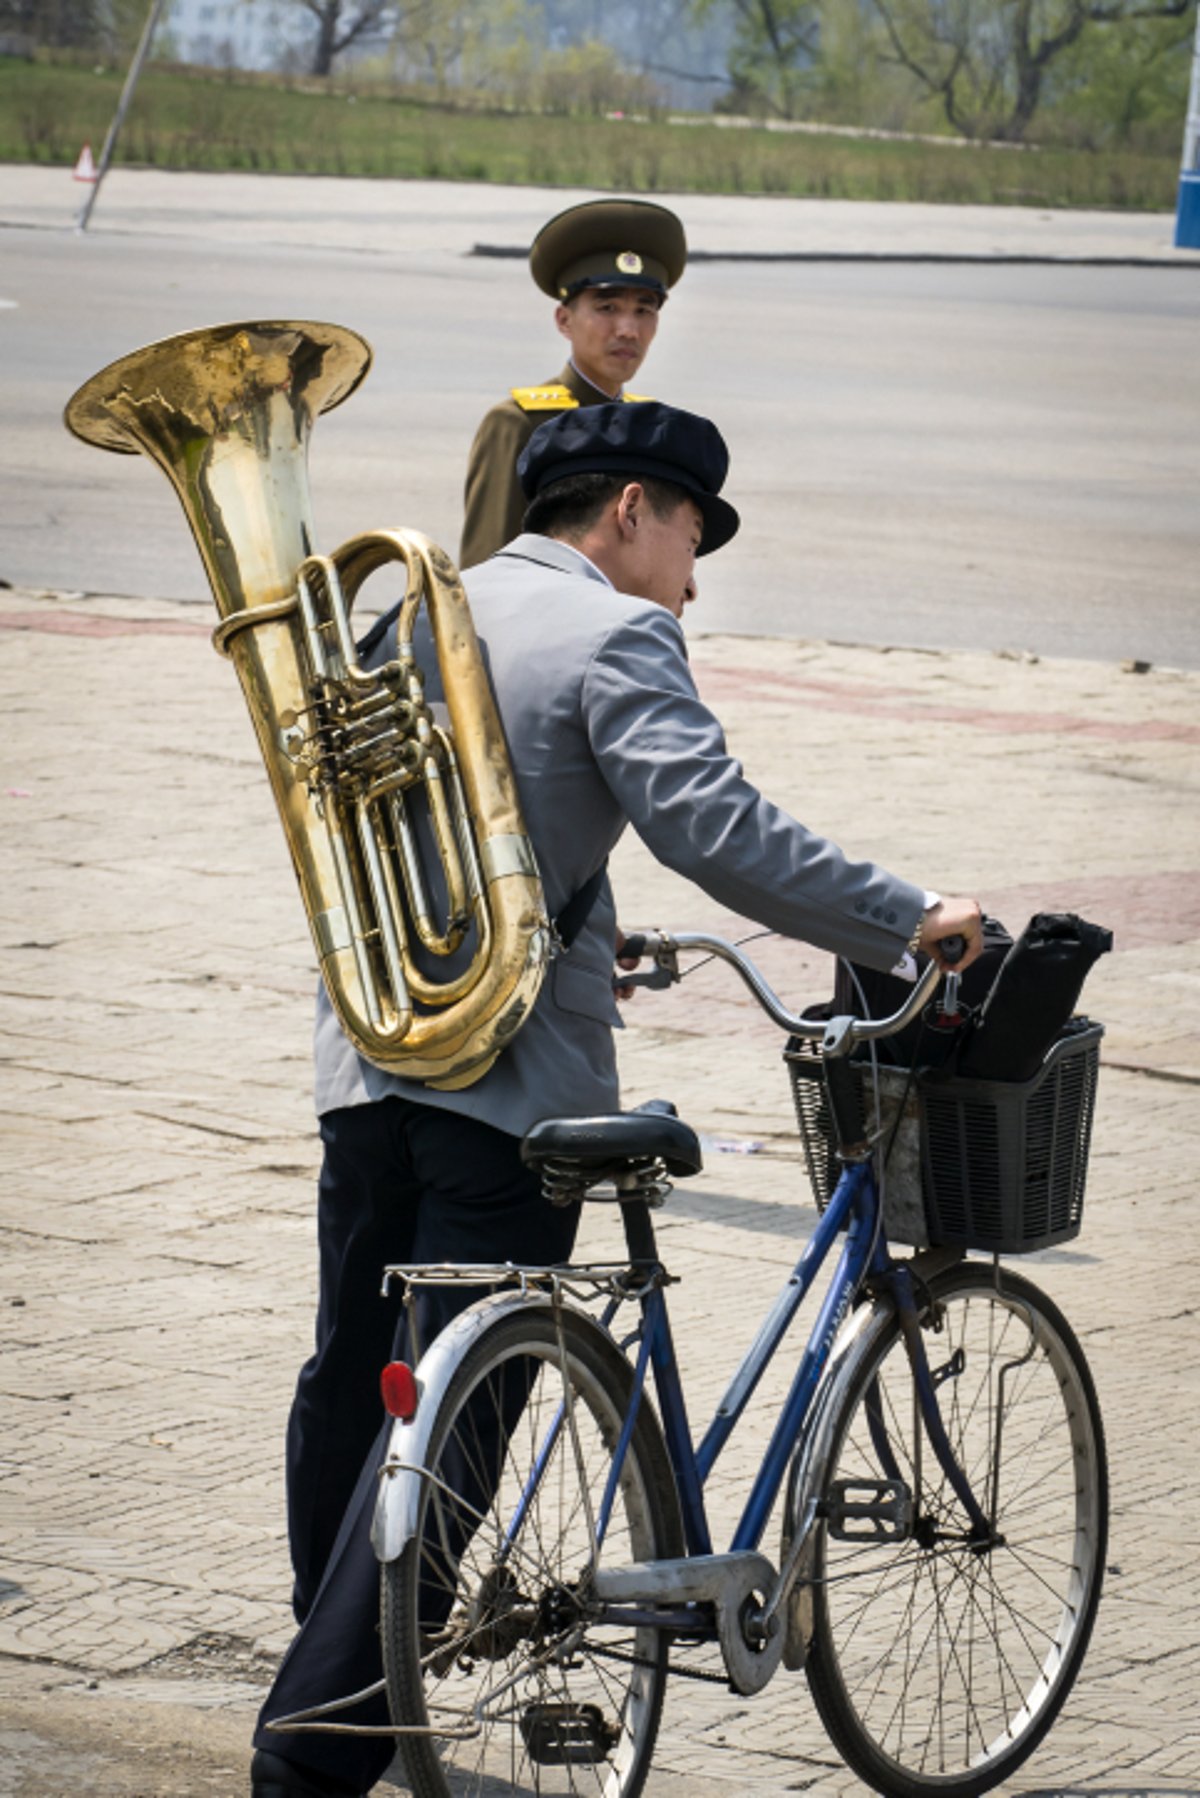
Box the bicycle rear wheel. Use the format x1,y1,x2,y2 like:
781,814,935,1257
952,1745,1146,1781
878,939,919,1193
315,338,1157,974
805,1261,1107,1798
381,1303,682,1798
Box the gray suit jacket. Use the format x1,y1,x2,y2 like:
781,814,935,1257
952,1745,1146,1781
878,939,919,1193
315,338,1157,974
313,535,926,1136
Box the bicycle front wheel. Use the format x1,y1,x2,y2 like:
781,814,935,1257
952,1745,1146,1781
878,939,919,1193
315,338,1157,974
381,1303,683,1798
805,1261,1107,1798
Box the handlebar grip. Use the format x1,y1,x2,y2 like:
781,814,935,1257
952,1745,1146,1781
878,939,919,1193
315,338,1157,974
619,932,649,961
939,933,967,967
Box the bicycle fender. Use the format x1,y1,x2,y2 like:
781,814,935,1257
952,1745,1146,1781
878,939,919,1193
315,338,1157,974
779,1297,895,1671
370,1290,574,1565
778,1247,963,1668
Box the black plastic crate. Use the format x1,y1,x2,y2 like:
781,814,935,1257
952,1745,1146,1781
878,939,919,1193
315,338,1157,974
785,1019,1103,1254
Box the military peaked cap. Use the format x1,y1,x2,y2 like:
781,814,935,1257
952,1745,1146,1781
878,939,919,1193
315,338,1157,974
517,399,739,555
530,199,687,302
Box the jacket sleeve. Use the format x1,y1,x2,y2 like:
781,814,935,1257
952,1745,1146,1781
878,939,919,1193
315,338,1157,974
581,607,926,971
460,403,535,571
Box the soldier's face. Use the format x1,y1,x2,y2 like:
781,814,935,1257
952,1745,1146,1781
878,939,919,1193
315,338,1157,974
555,287,661,394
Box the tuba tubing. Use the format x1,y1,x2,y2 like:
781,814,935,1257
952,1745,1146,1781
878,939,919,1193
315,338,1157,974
65,320,550,1088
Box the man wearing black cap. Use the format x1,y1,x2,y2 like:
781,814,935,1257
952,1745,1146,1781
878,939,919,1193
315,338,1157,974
251,400,981,1797
458,196,687,572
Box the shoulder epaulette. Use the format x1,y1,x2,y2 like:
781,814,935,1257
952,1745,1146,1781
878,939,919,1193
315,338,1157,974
623,391,653,403
512,384,578,412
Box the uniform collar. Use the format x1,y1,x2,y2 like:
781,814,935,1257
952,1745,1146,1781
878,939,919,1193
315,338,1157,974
493,533,614,588
561,360,621,404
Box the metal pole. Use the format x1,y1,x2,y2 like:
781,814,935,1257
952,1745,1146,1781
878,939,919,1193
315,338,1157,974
1175,2,1200,248
76,0,169,233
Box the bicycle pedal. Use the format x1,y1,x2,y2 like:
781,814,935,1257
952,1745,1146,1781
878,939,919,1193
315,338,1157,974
825,1478,913,1541
520,1701,618,1765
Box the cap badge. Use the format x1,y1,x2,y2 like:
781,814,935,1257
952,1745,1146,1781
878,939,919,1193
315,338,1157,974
616,251,643,275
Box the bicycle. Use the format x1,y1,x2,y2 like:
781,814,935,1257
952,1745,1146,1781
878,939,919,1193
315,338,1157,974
362,932,1108,1796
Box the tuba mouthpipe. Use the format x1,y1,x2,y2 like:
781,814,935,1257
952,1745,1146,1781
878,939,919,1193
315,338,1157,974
326,807,411,1044
418,755,471,943
353,800,415,1030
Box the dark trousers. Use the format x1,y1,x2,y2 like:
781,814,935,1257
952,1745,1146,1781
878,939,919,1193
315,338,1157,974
254,1095,579,1793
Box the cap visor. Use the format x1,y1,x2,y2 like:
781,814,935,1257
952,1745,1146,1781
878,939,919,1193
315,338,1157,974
697,494,739,556
566,273,667,299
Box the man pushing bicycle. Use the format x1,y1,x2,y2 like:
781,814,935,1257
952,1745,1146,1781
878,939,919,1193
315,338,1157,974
252,399,981,1798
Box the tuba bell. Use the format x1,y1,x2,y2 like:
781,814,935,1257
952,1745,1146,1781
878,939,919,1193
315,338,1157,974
65,320,550,1088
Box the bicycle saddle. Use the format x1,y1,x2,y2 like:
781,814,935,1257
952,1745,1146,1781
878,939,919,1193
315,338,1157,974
521,1106,703,1178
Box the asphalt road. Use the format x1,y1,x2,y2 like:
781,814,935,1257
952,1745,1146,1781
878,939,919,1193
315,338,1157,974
1,196,1198,667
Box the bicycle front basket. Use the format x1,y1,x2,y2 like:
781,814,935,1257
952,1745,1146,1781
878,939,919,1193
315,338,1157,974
785,1017,1104,1255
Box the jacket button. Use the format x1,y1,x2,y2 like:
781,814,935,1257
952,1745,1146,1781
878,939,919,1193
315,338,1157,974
886,909,897,925
871,906,883,919
855,900,867,914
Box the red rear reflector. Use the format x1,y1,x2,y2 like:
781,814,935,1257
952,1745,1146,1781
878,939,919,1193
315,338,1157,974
381,1361,418,1421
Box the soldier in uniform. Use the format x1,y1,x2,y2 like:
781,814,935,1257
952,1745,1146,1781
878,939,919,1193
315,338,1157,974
458,196,687,570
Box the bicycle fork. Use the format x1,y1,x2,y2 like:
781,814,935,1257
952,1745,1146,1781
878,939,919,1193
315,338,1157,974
888,1260,996,1548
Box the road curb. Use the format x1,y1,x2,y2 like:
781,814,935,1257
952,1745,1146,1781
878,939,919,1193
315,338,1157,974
471,242,1200,270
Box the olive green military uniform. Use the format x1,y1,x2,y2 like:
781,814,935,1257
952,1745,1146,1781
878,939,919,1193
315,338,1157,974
458,197,687,571
460,365,650,572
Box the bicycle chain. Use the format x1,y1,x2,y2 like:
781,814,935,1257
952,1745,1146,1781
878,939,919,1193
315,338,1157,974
585,1639,731,1686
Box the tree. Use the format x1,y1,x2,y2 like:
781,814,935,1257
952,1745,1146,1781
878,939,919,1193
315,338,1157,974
691,0,820,116
290,0,394,75
871,0,1196,140
1050,7,1195,142
0,0,106,48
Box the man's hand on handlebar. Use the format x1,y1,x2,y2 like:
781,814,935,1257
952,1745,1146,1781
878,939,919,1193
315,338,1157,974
613,928,641,1001
918,898,984,972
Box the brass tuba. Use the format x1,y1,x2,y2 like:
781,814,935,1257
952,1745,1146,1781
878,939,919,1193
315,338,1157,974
65,320,550,1088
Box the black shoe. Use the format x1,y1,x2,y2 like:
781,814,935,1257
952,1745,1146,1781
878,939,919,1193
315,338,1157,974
250,1747,364,1798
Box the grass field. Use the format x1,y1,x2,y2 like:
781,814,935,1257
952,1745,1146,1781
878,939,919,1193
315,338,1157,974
0,55,1179,211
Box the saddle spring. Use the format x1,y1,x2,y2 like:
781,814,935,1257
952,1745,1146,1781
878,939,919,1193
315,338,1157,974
539,1155,674,1210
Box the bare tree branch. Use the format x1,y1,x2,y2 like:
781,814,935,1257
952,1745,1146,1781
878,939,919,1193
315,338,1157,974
870,0,1194,139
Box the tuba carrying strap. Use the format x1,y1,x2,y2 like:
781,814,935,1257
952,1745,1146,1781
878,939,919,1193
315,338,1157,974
355,601,401,662
555,861,608,952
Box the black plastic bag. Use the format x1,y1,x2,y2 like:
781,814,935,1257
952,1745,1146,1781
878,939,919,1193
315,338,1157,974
955,912,1113,1082
833,915,1014,1069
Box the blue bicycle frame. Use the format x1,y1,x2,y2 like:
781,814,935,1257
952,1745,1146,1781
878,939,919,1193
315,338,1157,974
588,1151,991,1582
605,1158,881,1565
512,937,994,1594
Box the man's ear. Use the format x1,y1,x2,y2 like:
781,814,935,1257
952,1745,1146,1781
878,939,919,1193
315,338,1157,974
615,482,644,541
554,301,574,340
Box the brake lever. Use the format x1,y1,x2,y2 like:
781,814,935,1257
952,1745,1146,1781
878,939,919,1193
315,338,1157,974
614,965,677,992
613,932,681,993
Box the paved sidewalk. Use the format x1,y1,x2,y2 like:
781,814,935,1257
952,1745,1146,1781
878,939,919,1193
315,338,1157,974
4,162,1199,264
1,582,1198,1795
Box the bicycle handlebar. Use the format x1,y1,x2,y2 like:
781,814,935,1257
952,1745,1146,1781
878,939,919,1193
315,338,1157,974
618,930,948,1059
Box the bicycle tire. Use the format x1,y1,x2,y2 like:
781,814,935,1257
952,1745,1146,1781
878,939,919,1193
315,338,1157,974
804,1261,1107,1797
381,1303,683,1798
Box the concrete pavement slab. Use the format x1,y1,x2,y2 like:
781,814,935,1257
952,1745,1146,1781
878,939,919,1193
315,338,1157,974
3,162,1199,264
2,578,1199,1793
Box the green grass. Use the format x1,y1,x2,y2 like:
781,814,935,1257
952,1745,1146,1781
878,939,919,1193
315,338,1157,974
0,54,1179,211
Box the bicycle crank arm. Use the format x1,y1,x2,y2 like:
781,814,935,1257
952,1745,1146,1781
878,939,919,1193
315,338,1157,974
592,1553,785,1695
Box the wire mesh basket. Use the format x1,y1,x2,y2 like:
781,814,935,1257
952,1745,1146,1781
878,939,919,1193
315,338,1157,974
785,1018,1103,1254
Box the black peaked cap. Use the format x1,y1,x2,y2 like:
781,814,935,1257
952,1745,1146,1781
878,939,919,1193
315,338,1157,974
517,401,739,556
